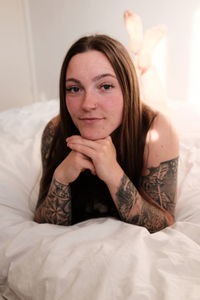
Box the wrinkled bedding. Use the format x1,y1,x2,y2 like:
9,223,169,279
0,99,200,300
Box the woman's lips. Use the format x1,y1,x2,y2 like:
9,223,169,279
79,117,104,124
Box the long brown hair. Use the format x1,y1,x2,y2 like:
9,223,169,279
39,34,156,211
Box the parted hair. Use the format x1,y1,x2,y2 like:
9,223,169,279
37,34,156,210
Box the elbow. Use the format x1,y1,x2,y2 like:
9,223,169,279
125,210,175,233
33,207,45,224
148,213,175,233
33,213,42,224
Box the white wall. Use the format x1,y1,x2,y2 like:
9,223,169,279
1,0,200,111
0,0,34,111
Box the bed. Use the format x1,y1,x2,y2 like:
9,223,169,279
0,99,200,300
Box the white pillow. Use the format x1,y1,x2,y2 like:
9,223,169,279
167,100,200,223
0,100,59,215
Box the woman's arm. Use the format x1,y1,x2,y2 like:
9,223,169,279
34,118,96,225
110,112,179,232
34,176,72,225
114,157,178,233
34,118,72,225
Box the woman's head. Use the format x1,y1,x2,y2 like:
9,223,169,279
65,49,124,140
59,34,149,184
59,35,141,141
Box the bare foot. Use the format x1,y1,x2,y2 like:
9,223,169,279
124,10,143,54
138,25,167,73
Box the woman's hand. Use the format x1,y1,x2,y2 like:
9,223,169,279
54,150,96,185
66,135,124,186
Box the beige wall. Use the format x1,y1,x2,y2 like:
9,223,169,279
0,0,35,111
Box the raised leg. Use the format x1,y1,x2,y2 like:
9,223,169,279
138,25,167,74
124,10,143,54
124,10,168,113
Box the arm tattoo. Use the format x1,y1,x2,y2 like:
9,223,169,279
116,176,138,220
140,157,178,216
115,157,178,233
34,178,72,225
34,119,72,225
41,120,56,168
130,201,169,233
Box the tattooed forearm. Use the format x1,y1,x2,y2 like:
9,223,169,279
115,157,178,233
140,157,178,216
116,175,170,233
130,200,169,233
116,175,138,220
34,178,72,225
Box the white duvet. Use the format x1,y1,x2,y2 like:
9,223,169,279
0,100,200,300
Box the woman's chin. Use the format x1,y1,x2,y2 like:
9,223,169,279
80,131,109,141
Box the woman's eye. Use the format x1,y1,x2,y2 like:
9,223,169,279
101,84,114,91
66,86,80,93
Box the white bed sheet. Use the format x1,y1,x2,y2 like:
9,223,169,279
0,100,200,300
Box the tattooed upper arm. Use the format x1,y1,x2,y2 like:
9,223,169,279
140,157,179,216
114,114,179,232
36,116,59,207
34,116,72,225
142,111,179,215
41,117,59,168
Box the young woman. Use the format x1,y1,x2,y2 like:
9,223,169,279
34,34,179,233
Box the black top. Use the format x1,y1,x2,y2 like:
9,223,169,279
70,170,120,224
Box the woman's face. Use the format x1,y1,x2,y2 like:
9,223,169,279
65,50,123,140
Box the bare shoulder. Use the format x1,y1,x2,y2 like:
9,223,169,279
41,115,60,162
45,115,60,130
140,111,179,215
144,111,179,169
42,115,60,142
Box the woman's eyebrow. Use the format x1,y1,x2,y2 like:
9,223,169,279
66,78,81,84
92,73,117,82
66,73,116,84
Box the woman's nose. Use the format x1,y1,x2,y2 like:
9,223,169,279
81,91,97,110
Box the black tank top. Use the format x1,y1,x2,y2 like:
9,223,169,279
70,170,120,224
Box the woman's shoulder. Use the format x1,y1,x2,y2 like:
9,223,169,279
144,110,179,168
42,115,60,136
41,115,60,161
47,115,60,129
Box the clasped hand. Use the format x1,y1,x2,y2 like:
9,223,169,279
54,135,123,185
